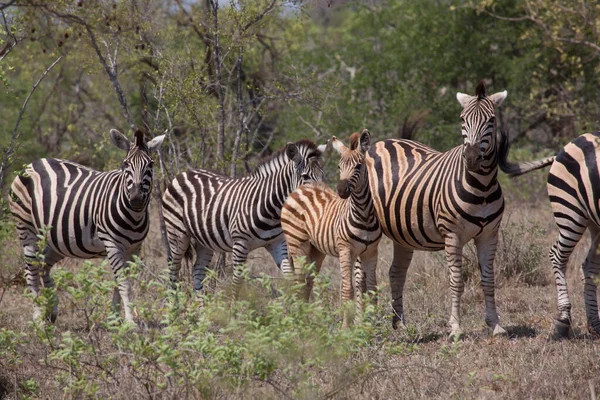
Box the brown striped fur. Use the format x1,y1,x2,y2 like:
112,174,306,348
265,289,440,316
281,130,381,327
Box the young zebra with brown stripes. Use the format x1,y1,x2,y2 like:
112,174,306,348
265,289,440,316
281,130,382,327
162,140,325,297
9,129,165,325
365,82,554,339
545,132,600,337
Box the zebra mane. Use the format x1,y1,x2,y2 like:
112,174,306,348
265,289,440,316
254,139,321,174
475,81,486,99
134,130,145,148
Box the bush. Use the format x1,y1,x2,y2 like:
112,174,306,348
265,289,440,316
0,258,394,398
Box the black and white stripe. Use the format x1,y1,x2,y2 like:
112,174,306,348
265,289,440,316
546,132,600,337
365,82,554,338
162,140,325,296
9,129,165,324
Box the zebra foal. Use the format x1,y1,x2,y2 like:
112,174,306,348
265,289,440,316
162,140,325,297
365,82,554,338
9,129,165,324
281,130,381,327
546,132,600,337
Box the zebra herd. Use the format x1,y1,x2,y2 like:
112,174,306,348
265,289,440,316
8,82,600,339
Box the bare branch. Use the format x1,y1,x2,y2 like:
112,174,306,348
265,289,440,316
243,0,277,32
0,56,62,195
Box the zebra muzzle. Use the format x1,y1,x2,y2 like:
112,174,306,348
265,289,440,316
463,144,483,172
337,180,351,199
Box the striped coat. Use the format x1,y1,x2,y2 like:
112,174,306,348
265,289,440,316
365,82,554,338
162,140,325,295
281,130,381,327
547,132,600,337
9,129,165,324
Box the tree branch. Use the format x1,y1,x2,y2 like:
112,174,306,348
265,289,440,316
0,56,62,195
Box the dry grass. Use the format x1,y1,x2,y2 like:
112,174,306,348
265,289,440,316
1,194,600,399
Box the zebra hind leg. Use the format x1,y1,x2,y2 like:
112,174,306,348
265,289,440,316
583,226,600,335
41,246,64,323
550,229,585,338
16,222,45,322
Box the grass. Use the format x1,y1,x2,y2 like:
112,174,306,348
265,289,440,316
1,198,600,399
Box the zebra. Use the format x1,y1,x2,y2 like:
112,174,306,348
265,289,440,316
365,82,555,338
281,130,382,327
162,139,326,296
8,129,165,324
546,132,600,337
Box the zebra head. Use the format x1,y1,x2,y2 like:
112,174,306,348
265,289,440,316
332,129,371,199
456,82,507,172
285,140,325,186
110,129,166,212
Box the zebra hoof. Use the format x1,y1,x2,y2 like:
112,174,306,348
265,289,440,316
391,315,405,330
448,329,464,342
49,312,58,324
492,325,507,337
586,324,600,337
554,319,571,339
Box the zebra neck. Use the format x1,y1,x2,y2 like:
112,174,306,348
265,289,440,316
248,161,297,211
349,179,376,224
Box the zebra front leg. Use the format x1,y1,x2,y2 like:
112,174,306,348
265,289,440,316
389,244,413,330
193,246,214,300
583,226,600,335
445,234,465,340
166,230,190,290
362,245,379,303
107,247,136,326
231,240,250,299
475,233,506,337
339,245,355,329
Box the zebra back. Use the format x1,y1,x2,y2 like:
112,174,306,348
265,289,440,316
162,140,325,254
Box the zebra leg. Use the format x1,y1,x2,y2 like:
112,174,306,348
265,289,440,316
106,246,136,326
445,234,465,339
41,247,64,323
303,246,324,302
231,239,250,299
338,245,355,329
550,229,586,337
265,238,294,279
362,246,379,303
354,258,366,320
583,226,600,335
167,231,190,290
389,244,413,330
475,233,506,337
17,224,44,321
192,245,214,295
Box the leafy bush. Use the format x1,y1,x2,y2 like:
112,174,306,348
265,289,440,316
1,258,394,398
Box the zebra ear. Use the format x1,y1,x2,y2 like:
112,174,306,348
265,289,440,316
359,129,371,154
488,90,507,107
146,134,166,152
456,92,474,108
285,143,300,162
110,129,131,152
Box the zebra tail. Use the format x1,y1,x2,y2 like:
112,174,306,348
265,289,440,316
498,129,556,178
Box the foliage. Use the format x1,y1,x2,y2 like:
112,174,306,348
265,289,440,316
0,257,393,398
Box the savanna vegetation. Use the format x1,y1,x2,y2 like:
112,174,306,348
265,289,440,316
1,0,600,398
